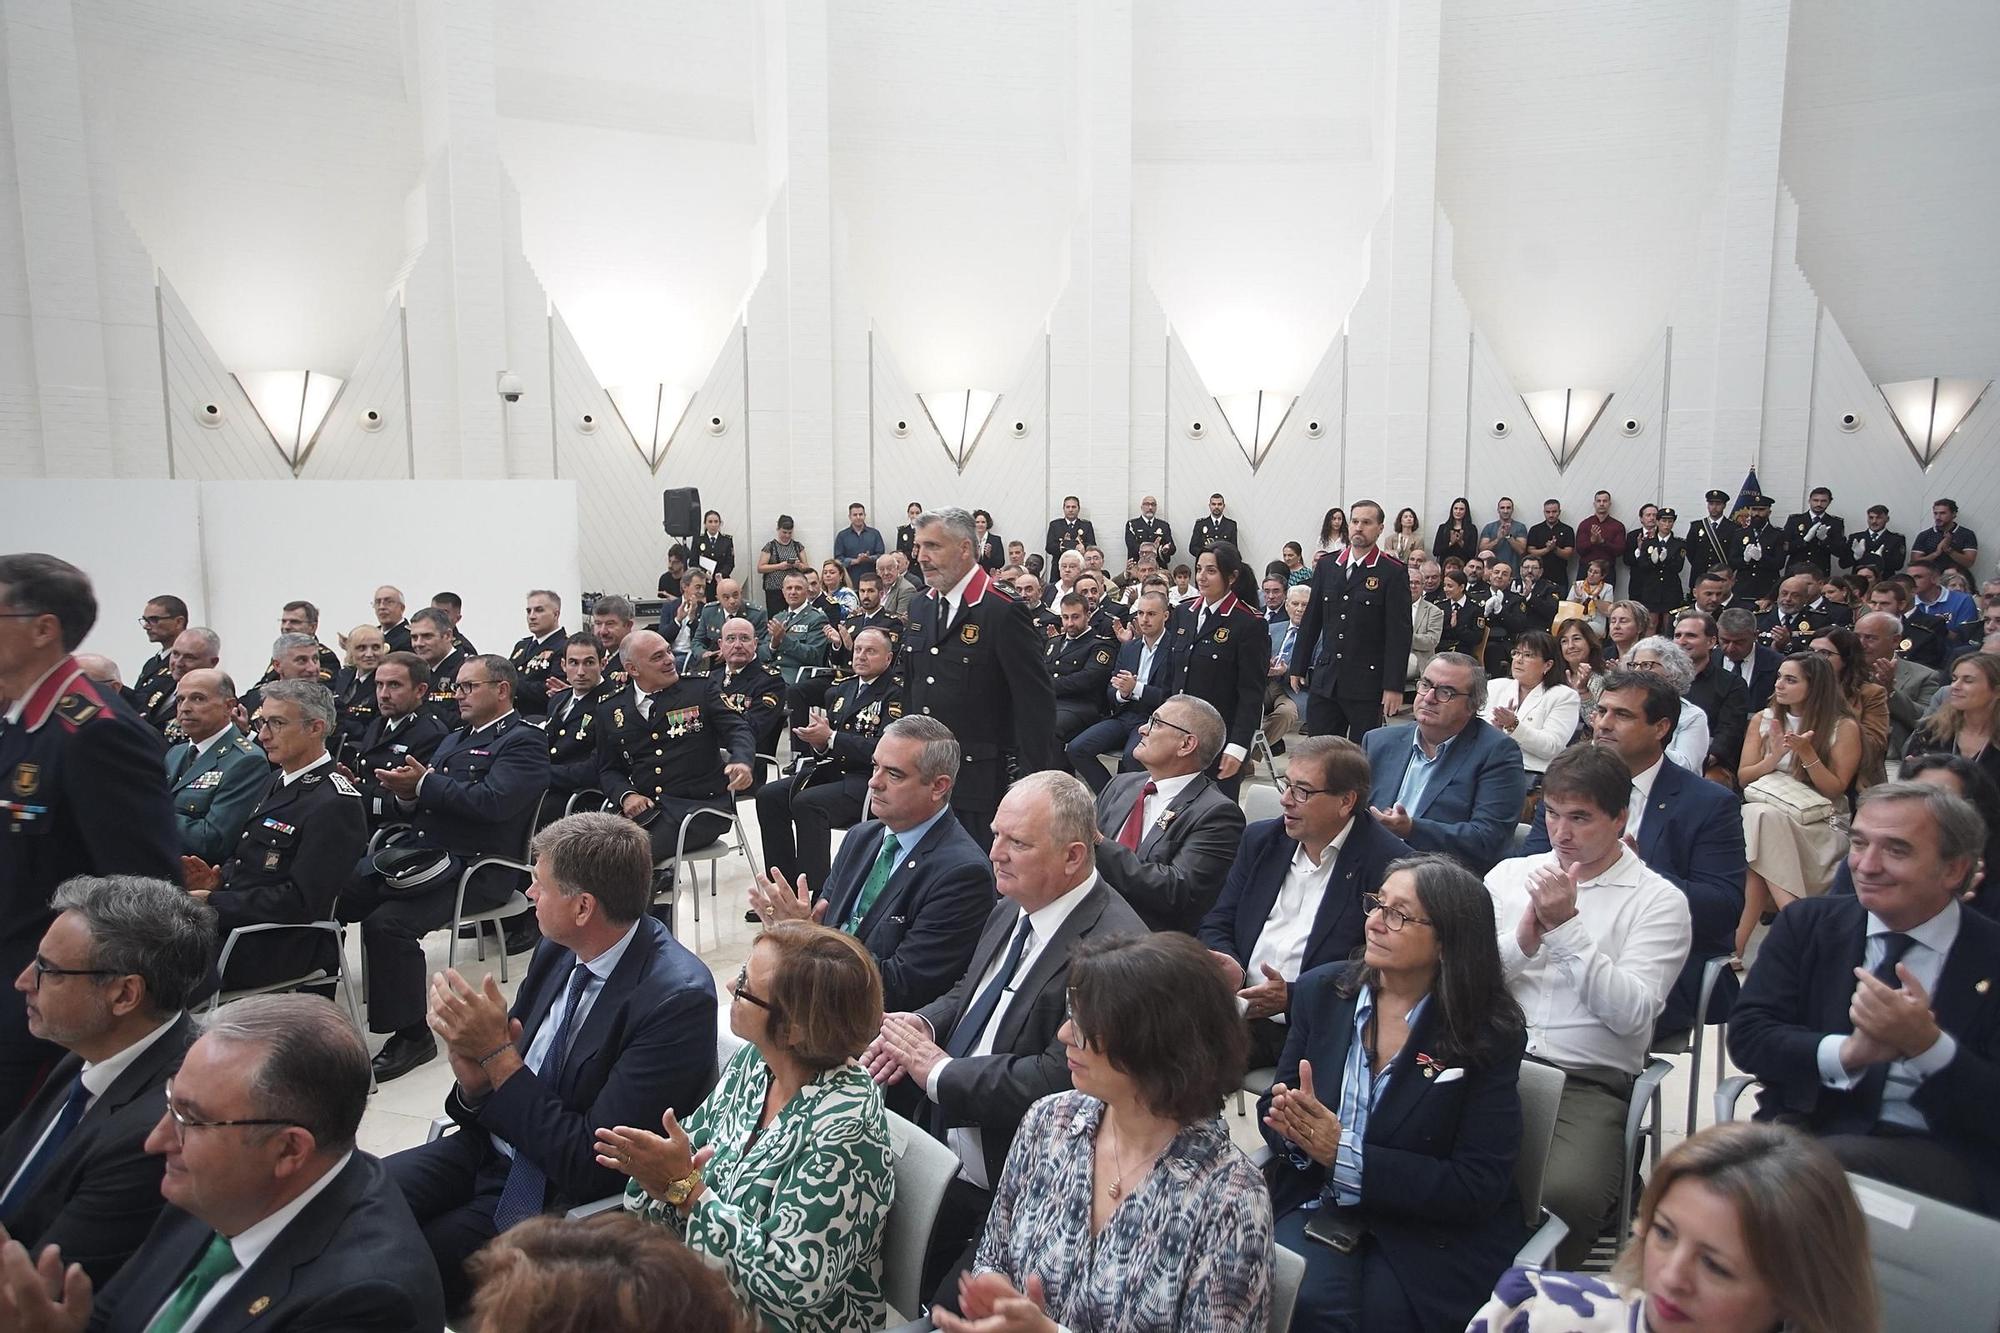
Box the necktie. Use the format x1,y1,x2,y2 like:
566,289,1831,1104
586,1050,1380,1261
1118,782,1157,852
845,832,901,933
1279,627,1296,665
946,916,1036,1059
0,1075,91,1219
172,746,196,782
492,964,594,1231
1872,932,1916,988
145,1231,239,1333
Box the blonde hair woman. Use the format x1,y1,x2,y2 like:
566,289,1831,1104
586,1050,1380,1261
1906,652,2000,790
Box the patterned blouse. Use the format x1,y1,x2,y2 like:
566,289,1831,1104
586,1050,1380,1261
1467,1267,1646,1332
625,1045,893,1333
973,1091,1273,1333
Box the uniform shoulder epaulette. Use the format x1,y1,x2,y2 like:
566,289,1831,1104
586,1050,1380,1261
329,772,360,797
299,772,321,785
234,736,259,753
53,689,104,730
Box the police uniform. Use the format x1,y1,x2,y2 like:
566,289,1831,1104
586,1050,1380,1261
332,667,379,760
508,627,569,716
843,608,905,658
704,659,789,777
1168,593,1269,797
755,673,904,889
423,648,467,728
1783,508,1847,575
1729,501,1790,601
693,529,736,579
1294,548,1414,741
250,643,341,690
1047,630,1118,743
1189,513,1239,558
381,619,413,653
901,565,1058,846
1685,494,1737,583
1844,525,1907,578
694,601,771,663
1436,598,1487,659
133,650,173,703
1124,514,1175,562
0,659,178,1115
1029,604,1062,640
595,677,754,861
976,533,1005,571
204,754,367,991
1626,523,1687,615
602,650,631,691
450,628,478,656
1899,613,1948,670
895,522,918,561
1044,516,1096,562
545,677,623,800
1755,605,1835,650
164,723,271,863
348,709,451,830
135,675,182,740
770,601,831,686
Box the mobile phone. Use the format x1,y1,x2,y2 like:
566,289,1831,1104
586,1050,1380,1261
1303,1210,1364,1254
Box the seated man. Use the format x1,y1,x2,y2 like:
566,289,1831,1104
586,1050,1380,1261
1521,669,1745,1037
432,591,477,655
703,617,787,787
1046,593,1115,747
138,626,220,738
387,813,718,1316
1093,694,1245,934
506,589,570,717
693,577,770,665
1674,610,1750,787
242,630,335,720
181,681,368,991
656,570,709,671
1485,745,1692,1263
344,650,450,833
1065,589,1174,794
751,715,993,1014
1855,609,1942,757
0,877,208,1285
262,603,342,681
589,594,637,689
596,629,753,869
1729,782,2000,1216
374,583,415,651
409,606,468,727
162,668,268,863
1261,585,1311,743
1716,607,1782,712
860,772,1146,1304
0,994,445,1330
341,655,549,1082
1362,652,1527,874
1200,735,1411,1066
843,572,905,652
544,632,620,811
769,571,830,688
755,626,903,890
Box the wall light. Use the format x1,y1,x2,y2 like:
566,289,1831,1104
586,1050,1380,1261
1522,389,1611,472
1877,377,1989,469
234,370,344,473
607,384,694,473
1214,391,1296,470
917,391,1000,473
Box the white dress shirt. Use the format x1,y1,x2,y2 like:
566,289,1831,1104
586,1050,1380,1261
1246,821,1354,985
1487,846,1692,1075
1814,902,1962,1131
0,1014,183,1200
1626,757,1665,841
159,1150,356,1333
927,873,1099,1188
279,753,333,787
1118,633,1165,701
1666,704,1710,774
491,920,641,1160
939,564,980,630
1133,771,1200,834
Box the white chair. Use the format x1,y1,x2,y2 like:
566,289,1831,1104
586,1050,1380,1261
1250,730,1284,788
1242,781,1284,825
657,801,757,930
878,1110,960,1326
209,922,365,1032
1513,1060,1570,1266
1616,1055,1676,1239
1848,1172,2000,1333
1647,954,1731,1136
1235,1064,1278,1118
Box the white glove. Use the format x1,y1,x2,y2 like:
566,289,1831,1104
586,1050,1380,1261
1485,591,1505,615
1745,542,1762,561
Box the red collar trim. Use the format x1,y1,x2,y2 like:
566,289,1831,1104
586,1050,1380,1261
1206,592,1242,616
21,658,87,733
932,565,1004,607
1343,546,1382,568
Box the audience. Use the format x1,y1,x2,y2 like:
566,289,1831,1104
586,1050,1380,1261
1825,753,2000,918
1470,1122,1876,1333
605,921,892,1333
1904,651,2000,786
936,932,1271,1333
1480,630,1581,783
162,667,267,862
1263,855,1527,1332
1066,589,1175,790
1092,694,1245,933
1857,609,1941,757
343,649,450,828
1362,652,1527,874
1809,625,1890,787
465,1212,752,1333
1622,635,1712,773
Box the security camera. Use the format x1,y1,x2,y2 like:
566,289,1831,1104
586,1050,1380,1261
706,414,726,436
196,402,224,428
1838,411,1863,433
1187,419,1206,440
496,371,525,402
892,419,911,437
1490,419,1510,438
1620,417,1642,437
1010,419,1028,438
1305,419,1325,439
360,408,385,433
578,412,597,433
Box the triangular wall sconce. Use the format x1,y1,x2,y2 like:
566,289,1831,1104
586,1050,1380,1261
917,390,1000,472
1522,389,1611,472
608,383,695,473
1215,391,1295,471
1877,377,1989,469
234,370,344,474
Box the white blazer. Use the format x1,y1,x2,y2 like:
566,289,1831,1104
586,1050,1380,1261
1482,679,1582,771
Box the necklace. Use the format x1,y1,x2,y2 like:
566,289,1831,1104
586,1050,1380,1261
1104,1111,1176,1202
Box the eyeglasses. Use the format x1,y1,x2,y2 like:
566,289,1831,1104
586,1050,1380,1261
1629,658,1665,672
1362,893,1433,932
160,1081,300,1142
730,966,772,1012
1139,715,1193,740
1061,994,1090,1049
1414,679,1467,702
25,955,119,991
137,614,177,625
1276,777,1331,803
252,716,294,732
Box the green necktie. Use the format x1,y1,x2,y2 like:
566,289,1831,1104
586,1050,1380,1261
147,1231,239,1333
845,832,901,933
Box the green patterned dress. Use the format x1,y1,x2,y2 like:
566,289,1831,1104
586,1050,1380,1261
624,1044,893,1333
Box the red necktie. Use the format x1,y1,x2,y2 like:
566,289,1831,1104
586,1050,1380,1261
1118,781,1157,851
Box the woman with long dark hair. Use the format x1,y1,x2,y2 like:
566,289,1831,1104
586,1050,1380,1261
1386,508,1427,565
1260,855,1528,1332
1315,508,1348,562
1433,497,1480,567
1807,626,1887,788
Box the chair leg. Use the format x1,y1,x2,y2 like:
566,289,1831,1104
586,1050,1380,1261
1686,1027,1706,1139
495,922,511,983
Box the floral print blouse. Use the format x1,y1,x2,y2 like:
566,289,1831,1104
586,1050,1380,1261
972,1090,1273,1333
1468,1266,1645,1332
625,1045,893,1333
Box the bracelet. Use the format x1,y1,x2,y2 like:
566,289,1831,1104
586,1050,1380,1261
476,1042,514,1067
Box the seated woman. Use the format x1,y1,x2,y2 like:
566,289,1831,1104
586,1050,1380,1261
1482,630,1582,784
1623,636,1712,773
934,932,1272,1333
1809,625,1889,789
1905,652,2000,788
1261,854,1528,1333
467,1212,751,1333
1602,598,1650,662
599,921,893,1333
1567,558,1615,625
1556,616,1608,733
1736,652,1862,959
1470,1121,1876,1333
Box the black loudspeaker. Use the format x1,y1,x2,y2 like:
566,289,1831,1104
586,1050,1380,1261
662,487,701,536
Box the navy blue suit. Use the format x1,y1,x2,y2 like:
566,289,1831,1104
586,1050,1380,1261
1727,644,1784,714
388,914,716,1312
1198,816,1413,979
1522,760,1745,1033
820,815,995,1013
1064,633,1174,793
1362,719,1526,874
1262,964,1526,1333
1728,895,2000,1214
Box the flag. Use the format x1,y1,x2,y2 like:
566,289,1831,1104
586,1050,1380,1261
1729,466,1763,523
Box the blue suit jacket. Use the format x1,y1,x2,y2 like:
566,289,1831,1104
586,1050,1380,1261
1103,634,1174,719
1738,644,1784,713
1198,816,1413,978
406,915,717,1213
1363,719,1526,874
1522,759,1745,1033
1261,964,1526,1332
407,712,550,859
1728,895,2000,1213
821,815,996,1013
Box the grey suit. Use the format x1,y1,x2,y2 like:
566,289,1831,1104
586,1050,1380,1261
1091,772,1246,933
1887,656,1941,757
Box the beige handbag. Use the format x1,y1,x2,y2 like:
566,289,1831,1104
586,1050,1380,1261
1744,770,1835,824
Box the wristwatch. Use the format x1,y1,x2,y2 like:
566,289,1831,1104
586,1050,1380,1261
661,1169,704,1207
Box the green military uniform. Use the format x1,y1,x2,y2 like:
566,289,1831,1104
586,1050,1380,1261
164,724,272,864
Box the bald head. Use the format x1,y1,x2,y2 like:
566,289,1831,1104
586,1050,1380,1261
1855,611,1904,663
718,617,758,668
74,653,122,689
620,629,676,691
175,667,235,741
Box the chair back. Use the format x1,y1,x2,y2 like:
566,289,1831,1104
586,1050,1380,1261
1242,782,1284,824
1269,1243,1307,1333
1514,1060,1565,1229
1850,1172,2000,1333
879,1110,960,1322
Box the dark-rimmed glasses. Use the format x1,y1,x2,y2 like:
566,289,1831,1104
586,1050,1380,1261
1362,893,1433,932
730,966,772,1012
25,955,119,991
161,1080,300,1141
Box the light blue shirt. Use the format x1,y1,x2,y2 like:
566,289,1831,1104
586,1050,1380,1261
1814,901,1962,1130
494,920,642,1159
1298,985,1431,1208
1393,731,1458,812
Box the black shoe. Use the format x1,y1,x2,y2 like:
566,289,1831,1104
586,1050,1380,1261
744,909,761,924
370,1032,437,1083
502,915,541,955
1270,739,1287,756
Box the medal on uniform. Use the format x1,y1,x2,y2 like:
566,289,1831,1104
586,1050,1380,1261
1214,628,1229,642
961,625,980,645
10,764,37,798
613,708,626,730
1365,575,1381,591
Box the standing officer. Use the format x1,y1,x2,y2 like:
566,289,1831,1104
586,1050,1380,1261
1626,506,1687,625
1292,500,1413,741
903,506,1057,847
1044,495,1096,564
1729,493,1790,605
1783,487,1846,575
0,553,178,1117
1189,492,1239,558
1170,542,1270,797
409,607,466,727
1124,495,1176,564
163,667,269,863
1046,593,1116,747
693,508,736,579
1844,504,1907,579
508,588,569,716
1685,490,1736,585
